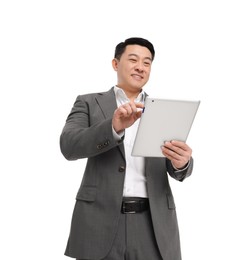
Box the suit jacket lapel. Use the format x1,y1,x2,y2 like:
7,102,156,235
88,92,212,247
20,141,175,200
95,87,125,159
95,87,117,119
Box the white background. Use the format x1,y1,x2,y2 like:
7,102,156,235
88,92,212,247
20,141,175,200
1,0,250,259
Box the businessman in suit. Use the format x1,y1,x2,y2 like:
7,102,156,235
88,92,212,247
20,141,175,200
60,37,193,260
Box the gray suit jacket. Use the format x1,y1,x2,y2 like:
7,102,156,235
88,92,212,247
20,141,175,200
60,87,193,260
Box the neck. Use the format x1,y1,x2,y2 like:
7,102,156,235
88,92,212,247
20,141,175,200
116,85,142,101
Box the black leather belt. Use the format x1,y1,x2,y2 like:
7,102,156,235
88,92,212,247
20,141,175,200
121,198,149,214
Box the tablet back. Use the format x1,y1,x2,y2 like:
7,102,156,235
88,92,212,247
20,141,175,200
131,97,200,157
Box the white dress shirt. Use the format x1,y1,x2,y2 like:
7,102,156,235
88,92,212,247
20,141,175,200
113,86,148,198
112,86,190,197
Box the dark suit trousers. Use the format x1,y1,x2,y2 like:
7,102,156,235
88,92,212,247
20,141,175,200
77,209,163,260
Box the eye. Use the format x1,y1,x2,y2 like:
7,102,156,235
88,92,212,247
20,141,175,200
129,58,137,63
144,61,151,67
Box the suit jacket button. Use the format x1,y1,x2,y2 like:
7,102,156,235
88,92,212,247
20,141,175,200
97,144,103,149
119,166,125,172
103,140,110,147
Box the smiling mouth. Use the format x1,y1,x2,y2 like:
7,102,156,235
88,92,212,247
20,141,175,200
132,74,143,80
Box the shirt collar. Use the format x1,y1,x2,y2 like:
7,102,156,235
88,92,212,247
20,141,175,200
113,86,145,103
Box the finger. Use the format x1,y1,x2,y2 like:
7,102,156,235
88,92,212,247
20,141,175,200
117,102,144,118
135,102,144,109
170,140,191,152
117,106,129,116
119,103,136,117
161,147,189,169
163,143,191,163
125,102,143,115
165,141,192,155
161,145,181,160
127,102,138,114
163,142,183,156
124,103,133,115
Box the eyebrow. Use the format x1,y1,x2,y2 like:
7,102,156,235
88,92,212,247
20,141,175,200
128,53,152,61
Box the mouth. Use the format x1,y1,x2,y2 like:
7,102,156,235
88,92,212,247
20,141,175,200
131,74,143,80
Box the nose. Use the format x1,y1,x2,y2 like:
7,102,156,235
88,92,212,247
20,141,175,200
135,61,144,72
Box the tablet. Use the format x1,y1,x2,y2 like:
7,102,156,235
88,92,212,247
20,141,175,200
131,97,200,157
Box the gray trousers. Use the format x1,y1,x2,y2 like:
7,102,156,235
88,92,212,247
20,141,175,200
77,209,163,260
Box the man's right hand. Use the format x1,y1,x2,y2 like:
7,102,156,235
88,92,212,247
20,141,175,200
112,102,144,134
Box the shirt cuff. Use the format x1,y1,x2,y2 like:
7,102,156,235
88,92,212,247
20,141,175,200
172,160,190,172
112,126,124,141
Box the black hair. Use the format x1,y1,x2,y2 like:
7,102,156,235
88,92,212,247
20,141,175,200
114,37,155,61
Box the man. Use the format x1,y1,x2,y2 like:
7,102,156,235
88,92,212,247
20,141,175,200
60,37,193,260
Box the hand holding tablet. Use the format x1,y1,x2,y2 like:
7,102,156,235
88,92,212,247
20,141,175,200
131,97,200,157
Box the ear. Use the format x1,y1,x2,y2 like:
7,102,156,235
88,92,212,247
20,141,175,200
112,58,118,71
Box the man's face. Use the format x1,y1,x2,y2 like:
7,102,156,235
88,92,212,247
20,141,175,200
112,44,153,95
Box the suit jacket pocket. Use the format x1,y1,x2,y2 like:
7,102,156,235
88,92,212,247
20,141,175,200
76,186,97,202
167,194,176,209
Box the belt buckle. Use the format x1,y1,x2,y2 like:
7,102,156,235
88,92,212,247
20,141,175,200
122,200,137,214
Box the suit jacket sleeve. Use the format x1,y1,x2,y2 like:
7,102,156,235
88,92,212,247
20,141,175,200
166,157,193,181
60,94,122,160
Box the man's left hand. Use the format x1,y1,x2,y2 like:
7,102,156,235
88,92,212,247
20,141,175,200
161,140,192,170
